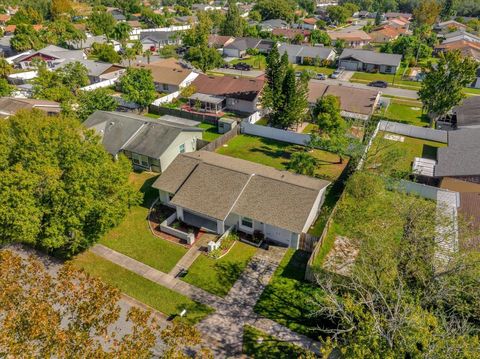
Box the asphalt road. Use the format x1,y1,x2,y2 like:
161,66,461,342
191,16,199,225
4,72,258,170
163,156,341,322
321,78,419,99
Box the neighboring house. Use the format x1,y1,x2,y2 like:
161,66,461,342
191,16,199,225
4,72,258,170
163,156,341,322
140,31,182,51
208,34,235,49
152,151,330,248
259,19,289,32
0,97,61,119
84,111,203,172
66,35,119,51
278,43,336,64
442,30,480,45
338,49,402,74
223,37,274,58
327,30,372,48
384,12,412,21
0,14,11,25
434,128,480,184
188,74,264,114
13,45,86,69
59,59,125,84
0,36,15,57
272,28,311,42
369,25,402,43
137,57,198,93
174,15,198,25
108,8,126,22
387,17,410,31
300,18,317,30
307,81,380,120
434,20,467,34
437,96,480,130
191,3,221,11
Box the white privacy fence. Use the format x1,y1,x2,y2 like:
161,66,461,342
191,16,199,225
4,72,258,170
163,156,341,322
80,78,119,91
152,91,180,106
241,121,311,146
378,120,448,143
129,25,191,39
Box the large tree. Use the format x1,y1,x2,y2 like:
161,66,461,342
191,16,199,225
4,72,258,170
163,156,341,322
418,50,477,122
220,0,244,37
118,68,157,111
77,88,118,121
184,45,224,72
253,0,296,22
11,24,44,51
87,7,116,38
0,111,140,257
413,0,442,27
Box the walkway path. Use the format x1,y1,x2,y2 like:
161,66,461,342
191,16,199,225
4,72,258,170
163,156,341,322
91,244,322,357
168,233,216,277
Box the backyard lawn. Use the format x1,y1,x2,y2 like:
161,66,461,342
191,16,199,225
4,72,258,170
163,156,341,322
182,241,257,297
368,131,446,175
230,55,267,69
242,325,313,358
198,122,221,142
254,249,329,339
216,134,347,181
99,172,187,273
381,99,429,127
72,252,213,324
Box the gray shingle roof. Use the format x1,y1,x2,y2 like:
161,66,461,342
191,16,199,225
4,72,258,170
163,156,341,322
339,49,402,67
453,96,480,128
279,43,335,60
58,59,119,77
83,111,202,158
435,128,480,177
152,151,330,232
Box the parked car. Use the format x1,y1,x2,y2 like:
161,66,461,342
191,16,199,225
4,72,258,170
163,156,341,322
331,67,345,79
233,62,251,71
315,73,327,80
368,80,388,88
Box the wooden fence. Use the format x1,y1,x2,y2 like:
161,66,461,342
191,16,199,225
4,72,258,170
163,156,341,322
299,233,320,252
201,125,240,152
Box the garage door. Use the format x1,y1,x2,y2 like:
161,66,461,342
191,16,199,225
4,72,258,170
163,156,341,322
340,60,360,71
265,224,291,246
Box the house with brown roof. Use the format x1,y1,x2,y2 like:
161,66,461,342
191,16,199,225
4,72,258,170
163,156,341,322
300,18,318,30
0,14,11,25
152,151,330,248
272,28,311,42
187,74,264,114
208,35,235,48
327,30,372,48
136,58,198,93
0,98,61,119
307,81,380,120
369,25,402,43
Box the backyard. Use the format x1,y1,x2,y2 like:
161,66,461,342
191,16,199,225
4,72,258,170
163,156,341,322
216,134,348,181
181,241,257,297
99,172,187,273
230,54,267,69
198,122,221,142
72,252,213,324
254,249,330,339
380,98,429,127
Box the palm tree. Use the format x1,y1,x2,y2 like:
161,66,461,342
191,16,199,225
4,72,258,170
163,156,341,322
288,151,317,176
111,22,132,48
143,49,152,64
123,47,137,67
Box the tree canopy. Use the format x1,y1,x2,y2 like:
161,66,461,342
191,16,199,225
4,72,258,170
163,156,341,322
0,111,140,257
220,0,244,37
253,0,296,22
77,88,118,122
118,68,157,110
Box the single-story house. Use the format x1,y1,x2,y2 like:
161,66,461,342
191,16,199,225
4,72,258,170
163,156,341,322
278,43,336,64
0,97,61,119
208,34,235,49
384,12,412,21
437,96,480,130
84,111,203,172
442,30,480,45
140,31,182,51
259,19,289,31
299,18,317,30
307,81,380,120
108,8,126,22
66,35,120,51
387,17,410,31
369,25,402,43
338,49,402,74
272,28,311,42
174,15,198,25
152,151,330,248
223,37,274,58
58,59,125,84
137,57,198,93
434,128,480,184
188,74,264,114
191,3,221,11
0,13,11,25
13,45,86,70
327,30,372,48
434,20,467,34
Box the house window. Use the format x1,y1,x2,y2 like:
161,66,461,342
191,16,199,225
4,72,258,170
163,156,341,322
162,83,169,91
241,217,253,228
179,143,185,153
132,153,149,167
385,66,393,73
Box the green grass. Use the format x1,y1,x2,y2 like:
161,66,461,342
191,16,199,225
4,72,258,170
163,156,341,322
255,118,269,126
198,122,221,142
302,122,318,134
72,252,213,324
99,172,187,273
254,249,329,339
242,325,312,358
369,131,446,174
382,99,429,127
293,64,335,75
216,134,347,181
230,54,267,69
182,241,257,297
144,113,160,119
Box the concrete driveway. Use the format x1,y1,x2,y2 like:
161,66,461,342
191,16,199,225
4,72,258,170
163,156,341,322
212,68,264,78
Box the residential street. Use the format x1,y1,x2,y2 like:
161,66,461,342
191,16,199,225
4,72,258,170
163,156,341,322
320,78,420,99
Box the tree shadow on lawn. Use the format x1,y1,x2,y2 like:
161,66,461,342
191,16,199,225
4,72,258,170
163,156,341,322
280,250,310,281
214,261,246,294
137,173,160,209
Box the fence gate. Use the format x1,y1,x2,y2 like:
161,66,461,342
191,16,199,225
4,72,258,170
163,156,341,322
299,233,320,252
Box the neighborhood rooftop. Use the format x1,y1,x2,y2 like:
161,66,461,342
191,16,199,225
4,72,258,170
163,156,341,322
339,48,403,66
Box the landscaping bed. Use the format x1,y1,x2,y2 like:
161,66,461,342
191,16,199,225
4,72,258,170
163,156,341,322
216,134,347,181
181,241,257,297
72,252,213,324
99,172,187,273
206,230,238,259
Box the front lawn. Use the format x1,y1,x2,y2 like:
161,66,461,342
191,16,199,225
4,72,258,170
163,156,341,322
254,249,329,339
293,64,335,75
181,241,257,297
216,134,347,181
242,325,313,358
72,252,213,324
99,172,187,273
198,122,221,142
230,55,267,69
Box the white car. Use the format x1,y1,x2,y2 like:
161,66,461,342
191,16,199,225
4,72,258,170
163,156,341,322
331,67,345,79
